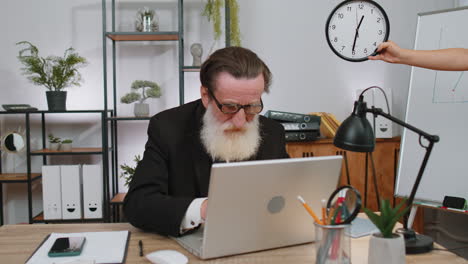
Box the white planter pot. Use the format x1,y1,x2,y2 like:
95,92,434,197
134,103,149,117
60,143,73,152
49,142,60,151
368,233,406,264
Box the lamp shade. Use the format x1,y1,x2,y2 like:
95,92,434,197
333,100,375,152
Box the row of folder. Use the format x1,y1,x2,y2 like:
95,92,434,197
42,164,103,220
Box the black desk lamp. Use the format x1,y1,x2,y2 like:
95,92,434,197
333,87,439,254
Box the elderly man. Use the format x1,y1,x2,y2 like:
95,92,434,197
124,46,289,236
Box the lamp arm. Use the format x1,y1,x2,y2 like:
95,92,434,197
367,107,440,143
367,107,439,229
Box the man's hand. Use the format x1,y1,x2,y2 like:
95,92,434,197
201,199,208,220
368,40,404,63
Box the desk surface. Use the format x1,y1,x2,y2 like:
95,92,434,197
0,223,466,264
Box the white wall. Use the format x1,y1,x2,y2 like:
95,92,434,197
0,0,456,224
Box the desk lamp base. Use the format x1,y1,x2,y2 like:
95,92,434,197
397,228,433,254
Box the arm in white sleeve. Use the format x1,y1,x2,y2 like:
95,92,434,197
180,197,207,234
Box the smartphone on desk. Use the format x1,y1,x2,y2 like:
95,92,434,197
48,236,86,257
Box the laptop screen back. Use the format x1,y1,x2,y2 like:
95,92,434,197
201,155,343,259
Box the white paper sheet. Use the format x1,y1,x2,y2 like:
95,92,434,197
26,230,130,264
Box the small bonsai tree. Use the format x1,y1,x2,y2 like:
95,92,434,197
120,155,142,187
363,199,409,238
16,41,88,91
48,134,61,143
120,80,162,104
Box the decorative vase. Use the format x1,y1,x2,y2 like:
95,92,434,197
135,7,159,32
60,143,73,152
134,103,149,117
368,233,406,264
49,142,60,151
46,91,67,111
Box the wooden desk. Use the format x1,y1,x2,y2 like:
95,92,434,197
1,223,466,263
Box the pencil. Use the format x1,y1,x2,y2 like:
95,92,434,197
297,196,324,225
321,199,327,225
327,207,336,225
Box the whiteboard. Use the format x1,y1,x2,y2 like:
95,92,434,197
395,7,468,203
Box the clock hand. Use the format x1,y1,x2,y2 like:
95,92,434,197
357,15,364,31
352,30,358,53
352,15,365,52
355,7,358,27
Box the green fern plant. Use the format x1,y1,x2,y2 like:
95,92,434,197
16,41,88,91
202,0,241,47
120,155,142,187
121,80,162,104
363,199,409,238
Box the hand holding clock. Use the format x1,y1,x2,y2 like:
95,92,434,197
369,40,468,71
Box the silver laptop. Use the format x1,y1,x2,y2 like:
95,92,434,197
173,155,343,259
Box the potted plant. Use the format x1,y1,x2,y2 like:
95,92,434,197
202,0,241,50
60,139,73,152
16,41,88,111
120,80,162,117
120,155,142,187
363,199,409,264
48,134,61,151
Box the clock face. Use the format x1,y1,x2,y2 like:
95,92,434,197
326,0,390,62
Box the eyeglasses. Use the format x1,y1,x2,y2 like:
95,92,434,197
207,89,263,115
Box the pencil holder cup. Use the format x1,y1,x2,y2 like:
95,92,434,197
314,223,351,264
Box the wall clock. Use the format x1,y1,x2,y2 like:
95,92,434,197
325,0,390,62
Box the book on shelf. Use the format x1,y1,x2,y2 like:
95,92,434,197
285,131,320,142
264,110,321,123
280,122,320,131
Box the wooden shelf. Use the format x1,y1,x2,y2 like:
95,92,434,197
106,32,179,41
31,148,103,155
32,212,104,223
107,116,151,121
0,173,41,182
110,193,126,204
182,66,201,72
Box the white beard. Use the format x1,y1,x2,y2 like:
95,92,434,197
200,104,262,162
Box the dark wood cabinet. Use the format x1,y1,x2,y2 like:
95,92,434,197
286,137,401,211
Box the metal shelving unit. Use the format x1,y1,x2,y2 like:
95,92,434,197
0,110,109,225
102,0,231,221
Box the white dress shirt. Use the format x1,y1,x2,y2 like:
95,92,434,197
180,197,207,233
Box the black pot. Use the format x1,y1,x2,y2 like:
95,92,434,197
46,91,67,111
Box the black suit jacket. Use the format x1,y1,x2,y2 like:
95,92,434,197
123,99,289,236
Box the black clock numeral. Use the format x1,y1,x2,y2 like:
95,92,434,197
371,9,374,14
378,30,383,35
373,42,377,46
352,50,356,55
331,25,336,30
334,37,338,42
338,13,344,19
347,6,352,11
377,18,381,23
341,46,345,51
364,48,368,54
358,3,364,9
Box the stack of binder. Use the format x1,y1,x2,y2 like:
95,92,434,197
264,110,321,142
